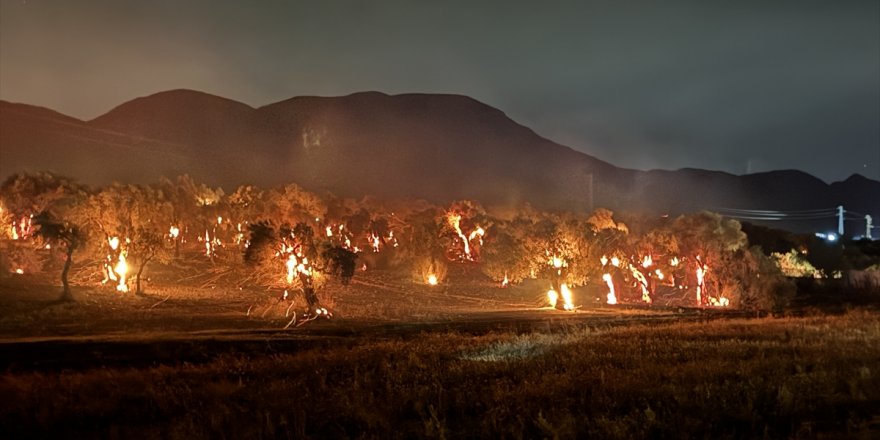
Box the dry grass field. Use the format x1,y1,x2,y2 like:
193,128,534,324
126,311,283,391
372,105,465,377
0,261,878,438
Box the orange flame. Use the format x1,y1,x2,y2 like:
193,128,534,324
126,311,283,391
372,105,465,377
370,233,381,252
103,236,128,292
603,273,617,305
695,260,706,306
447,212,483,261
547,289,559,308
560,283,574,310
629,265,652,304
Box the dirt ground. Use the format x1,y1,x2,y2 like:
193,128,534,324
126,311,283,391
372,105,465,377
0,261,750,370
0,262,713,336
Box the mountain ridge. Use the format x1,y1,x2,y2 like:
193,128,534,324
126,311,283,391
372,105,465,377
2,90,876,234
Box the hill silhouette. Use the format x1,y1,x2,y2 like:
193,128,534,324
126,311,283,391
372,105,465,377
2,90,877,234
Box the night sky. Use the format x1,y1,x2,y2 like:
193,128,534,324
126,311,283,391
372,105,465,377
1,0,877,182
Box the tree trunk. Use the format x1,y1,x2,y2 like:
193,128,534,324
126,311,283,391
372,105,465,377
551,271,565,310
136,255,153,295
298,272,319,308
60,248,74,301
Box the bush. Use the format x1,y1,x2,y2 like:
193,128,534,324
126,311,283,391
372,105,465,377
731,247,796,312
0,240,46,277
411,256,447,285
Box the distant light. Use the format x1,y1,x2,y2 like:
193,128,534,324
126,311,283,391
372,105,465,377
815,232,837,242
816,232,840,242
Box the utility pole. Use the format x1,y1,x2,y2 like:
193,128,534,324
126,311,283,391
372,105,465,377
838,205,845,236
867,215,874,240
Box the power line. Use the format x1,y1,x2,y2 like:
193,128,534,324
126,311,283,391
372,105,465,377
714,205,875,238
719,214,834,222
711,207,838,215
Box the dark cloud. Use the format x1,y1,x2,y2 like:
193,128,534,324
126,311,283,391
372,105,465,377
1,0,877,182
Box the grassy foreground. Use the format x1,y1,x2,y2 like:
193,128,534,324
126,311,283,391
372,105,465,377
2,311,879,439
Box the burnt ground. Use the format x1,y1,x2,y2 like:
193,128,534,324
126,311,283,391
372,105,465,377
0,262,754,371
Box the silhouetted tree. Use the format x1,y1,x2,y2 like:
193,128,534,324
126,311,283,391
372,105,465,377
33,212,85,301
322,246,358,285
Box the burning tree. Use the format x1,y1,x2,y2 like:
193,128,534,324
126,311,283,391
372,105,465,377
193,183,226,261
538,214,598,310
0,201,13,240
156,175,226,260
1,172,84,241
245,220,356,322
80,183,174,294
482,208,598,309
441,200,488,262
1,173,87,279
398,207,447,284
269,183,326,225
226,184,267,251
480,223,530,285
671,212,747,306
158,176,200,258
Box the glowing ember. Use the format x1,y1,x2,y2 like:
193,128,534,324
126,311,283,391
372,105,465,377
370,233,381,252
200,227,222,257
696,263,706,306
602,273,617,305
610,256,620,267
114,254,128,292
447,212,483,261
448,213,470,256
387,231,399,248
547,289,559,308
670,257,680,267
10,214,33,240
14,268,23,275
629,265,652,304
102,236,129,292
235,223,245,245
286,255,297,284
278,239,314,289
427,274,438,285
709,296,730,307
655,269,664,280
642,255,653,268
169,226,180,238
468,226,485,244
548,255,567,276
559,283,574,310
501,273,509,288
